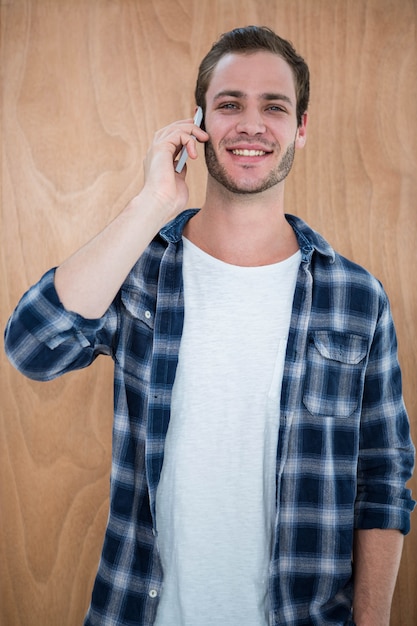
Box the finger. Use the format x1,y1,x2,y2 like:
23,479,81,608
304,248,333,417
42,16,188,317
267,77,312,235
152,122,208,173
190,126,209,144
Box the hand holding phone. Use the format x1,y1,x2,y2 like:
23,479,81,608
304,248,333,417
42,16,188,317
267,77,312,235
175,107,204,173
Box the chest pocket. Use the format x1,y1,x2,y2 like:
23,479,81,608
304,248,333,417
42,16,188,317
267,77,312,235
120,286,155,330
116,286,156,370
303,331,368,418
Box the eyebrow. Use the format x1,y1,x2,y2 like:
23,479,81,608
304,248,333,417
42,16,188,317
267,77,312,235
213,90,294,106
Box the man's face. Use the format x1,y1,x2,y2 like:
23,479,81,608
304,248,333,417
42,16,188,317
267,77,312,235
203,51,307,195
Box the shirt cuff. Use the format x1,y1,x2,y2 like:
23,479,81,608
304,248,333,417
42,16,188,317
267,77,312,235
18,268,107,349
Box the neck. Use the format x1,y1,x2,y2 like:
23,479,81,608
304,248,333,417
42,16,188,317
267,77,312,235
184,179,299,266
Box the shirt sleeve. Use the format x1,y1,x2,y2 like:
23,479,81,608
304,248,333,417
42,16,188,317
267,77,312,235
355,289,415,534
4,268,118,381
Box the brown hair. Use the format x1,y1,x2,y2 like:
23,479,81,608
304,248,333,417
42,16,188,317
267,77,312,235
195,26,310,126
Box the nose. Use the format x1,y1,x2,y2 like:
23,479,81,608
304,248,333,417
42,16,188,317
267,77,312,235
235,108,266,135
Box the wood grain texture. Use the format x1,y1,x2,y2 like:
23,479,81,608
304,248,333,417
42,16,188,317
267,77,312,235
1,1,416,624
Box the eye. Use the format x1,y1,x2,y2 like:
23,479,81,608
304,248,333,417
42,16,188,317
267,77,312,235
218,102,239,111
266,104,287,113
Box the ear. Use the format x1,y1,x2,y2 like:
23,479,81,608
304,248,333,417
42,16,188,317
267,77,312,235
295,112,308,148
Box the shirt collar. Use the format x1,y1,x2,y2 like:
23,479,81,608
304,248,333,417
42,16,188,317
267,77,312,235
159,209,199,243
285,214,335,264
160,209,335,264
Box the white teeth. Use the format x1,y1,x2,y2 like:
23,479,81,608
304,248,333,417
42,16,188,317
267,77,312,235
232,149,266,157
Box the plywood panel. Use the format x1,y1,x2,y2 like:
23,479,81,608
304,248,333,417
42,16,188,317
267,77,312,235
1,1,416,624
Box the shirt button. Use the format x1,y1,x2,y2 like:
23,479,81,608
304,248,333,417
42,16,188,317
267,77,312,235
145,310,151,319
149,589,158,598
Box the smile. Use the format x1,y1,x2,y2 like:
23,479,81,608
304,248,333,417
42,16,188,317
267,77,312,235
231,149,267,157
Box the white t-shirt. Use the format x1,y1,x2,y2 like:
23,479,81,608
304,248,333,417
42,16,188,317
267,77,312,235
154,237,300,626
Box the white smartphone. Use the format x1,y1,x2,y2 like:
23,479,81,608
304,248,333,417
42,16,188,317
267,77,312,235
175,106,204,173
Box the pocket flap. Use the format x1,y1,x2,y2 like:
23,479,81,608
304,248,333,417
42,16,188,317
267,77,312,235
312,331,367,365
120,286,155,330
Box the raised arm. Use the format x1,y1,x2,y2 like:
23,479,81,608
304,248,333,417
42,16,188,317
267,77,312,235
55,117,208,319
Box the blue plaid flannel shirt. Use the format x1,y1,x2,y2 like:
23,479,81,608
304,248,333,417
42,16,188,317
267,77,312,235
4,210,415,626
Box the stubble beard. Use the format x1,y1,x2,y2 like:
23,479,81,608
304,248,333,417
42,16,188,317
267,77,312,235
204,139,296,195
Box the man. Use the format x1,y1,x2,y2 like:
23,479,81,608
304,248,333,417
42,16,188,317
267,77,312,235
4,26,415,626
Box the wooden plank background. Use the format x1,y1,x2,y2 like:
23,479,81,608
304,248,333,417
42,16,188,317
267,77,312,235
1,0,416,624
